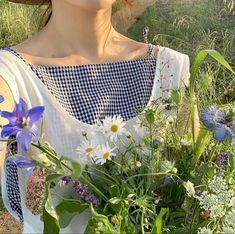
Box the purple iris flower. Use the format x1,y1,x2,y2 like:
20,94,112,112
0,98,45,152
0,95,4,103
10,154,36,176
200,105,235,144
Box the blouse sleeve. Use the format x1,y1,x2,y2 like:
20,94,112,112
0,50,20,102
158,46,190,99
171,53,190,89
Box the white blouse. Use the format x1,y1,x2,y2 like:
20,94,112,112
0,45,190,233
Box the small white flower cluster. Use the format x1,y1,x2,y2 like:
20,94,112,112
197,227,213,234
208,174,228,194
195,174,235,233
76,115,148,165
183,180,195,197
196,174,235,219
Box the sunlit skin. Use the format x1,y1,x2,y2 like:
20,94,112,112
13,0,150,67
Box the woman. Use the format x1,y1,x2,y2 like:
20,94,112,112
0,0,193,233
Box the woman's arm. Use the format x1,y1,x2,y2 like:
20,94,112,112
0,76,15,175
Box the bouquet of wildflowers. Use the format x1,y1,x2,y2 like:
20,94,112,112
0,49,235,234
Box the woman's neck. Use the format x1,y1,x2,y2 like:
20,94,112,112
41,1,116,61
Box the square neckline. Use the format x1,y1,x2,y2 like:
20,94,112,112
1,44,161,128
7,43,158,69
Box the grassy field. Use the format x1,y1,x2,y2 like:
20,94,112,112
127,0,235,110
0,0,234,231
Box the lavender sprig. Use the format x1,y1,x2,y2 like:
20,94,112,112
59,176,100,207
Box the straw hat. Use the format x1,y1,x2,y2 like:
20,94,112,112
8,0,50,5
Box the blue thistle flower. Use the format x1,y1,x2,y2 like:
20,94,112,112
200,105,235,144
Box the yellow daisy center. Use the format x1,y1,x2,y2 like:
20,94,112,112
103,152,110,159
85,147,93,153
111,124,119,133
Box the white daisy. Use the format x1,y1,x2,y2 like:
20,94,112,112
101,115,127,142
76,139,97,158
94,142,116,165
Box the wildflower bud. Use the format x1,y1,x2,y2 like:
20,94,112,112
145,109,155,124
151,139,161,149
199,73,212,90
126,132,132,139
171,89,182,105
111,215,120,225
82,131,87,137
228,177,234,184
172,167,178,173
201,210,210,220
135,161,142,167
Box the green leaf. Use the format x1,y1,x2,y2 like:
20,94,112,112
192,127,212,168
32,153,56,168
44,183,58,221
190,49,235,93
46,173,63,182
84,205,116,234
152,208,169,234
109,185,120,198
108,197,122,204
61,156,82,180
43,182,60,234
43,208,60,234
189,49,234,150
119,205,137,234
56,200,89,228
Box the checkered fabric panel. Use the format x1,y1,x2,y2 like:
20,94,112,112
5,136,23,223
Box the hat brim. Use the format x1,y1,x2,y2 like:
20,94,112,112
8,0,50,5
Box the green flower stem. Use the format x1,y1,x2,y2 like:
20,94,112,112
126,172,171,183
83,170,116,184
85,167,119,185
0,139,15,142
141,208,146,234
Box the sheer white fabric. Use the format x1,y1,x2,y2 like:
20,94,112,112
0,45,190,233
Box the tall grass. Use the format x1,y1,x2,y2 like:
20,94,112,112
127,0,235,110
0,0,48,48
